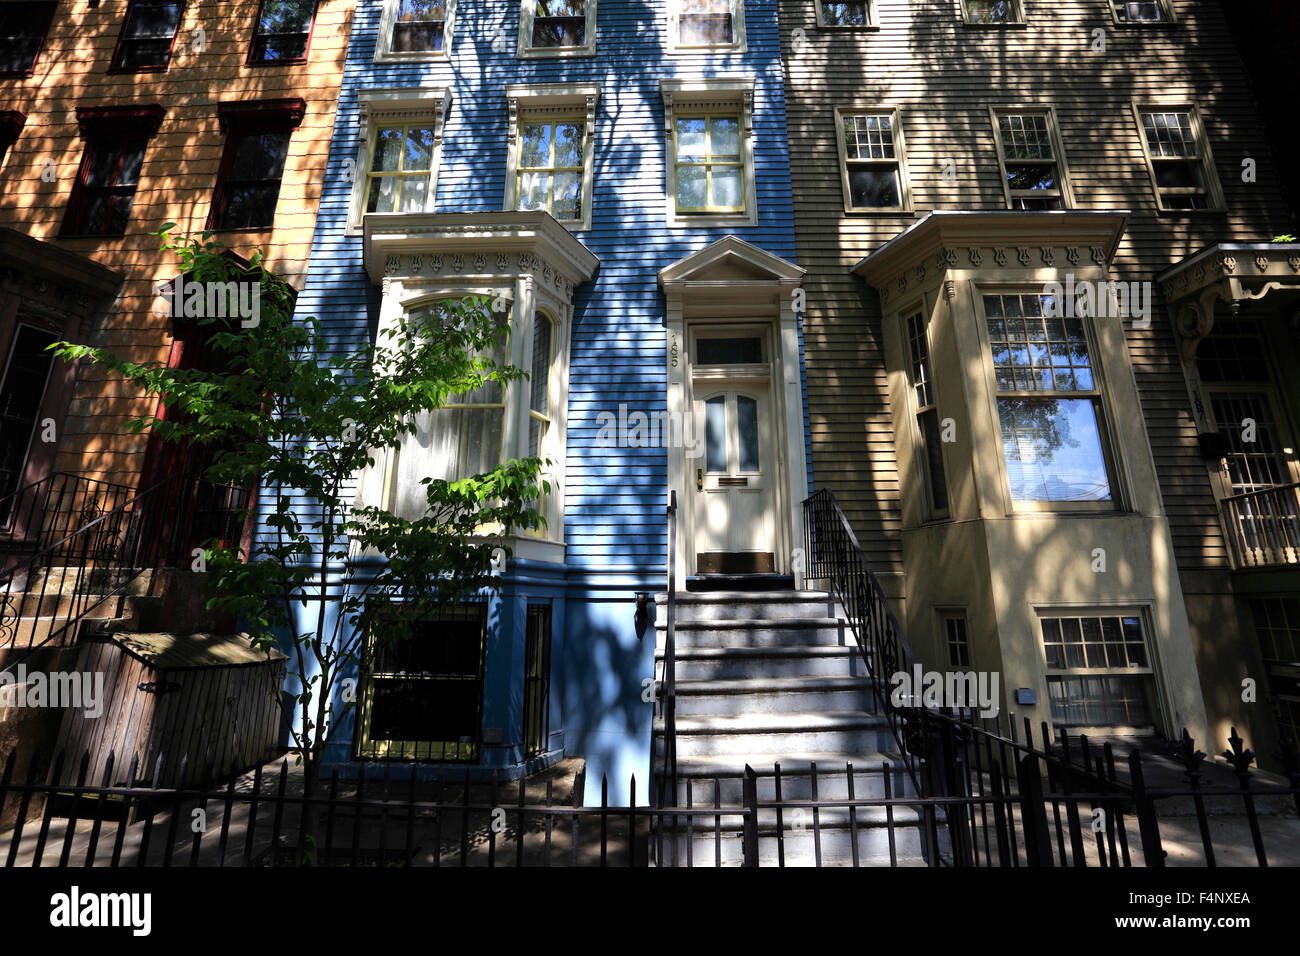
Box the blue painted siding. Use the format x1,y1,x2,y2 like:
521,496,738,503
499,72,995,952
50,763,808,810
279,0,805,802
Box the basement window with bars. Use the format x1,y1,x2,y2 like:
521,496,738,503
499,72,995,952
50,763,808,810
248,0,316,63
0,2,55,75
839,110,907,211
1040,613,1156,731
1137,107,1220,211
905,309,949,518
112,1,184,72
355,604,488,762
992,110,1070,210
962,0,1023,24
983,292,1117,508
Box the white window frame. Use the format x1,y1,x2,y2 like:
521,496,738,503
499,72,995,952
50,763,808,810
1132,101,1225,213
834,105,911,214
973,287,1126,514
1109,0,1175,26
503,83,600,232
901,304,950,520
815,0,878,29
1035,605,1164,735
346,87,452,235
661,77,757,228
666,0,746,55
373,0,459,62
989,106,1075,210
518,0,597,58
959,0,1026,25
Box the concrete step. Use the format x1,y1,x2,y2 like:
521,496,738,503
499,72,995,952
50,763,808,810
659,712,895,758
7,591,128,620
660,644,865,680
2,615,80,648
655,590,838,623
25,565,152,597
672,676,881,716
655,805,941,867
664,751,917,803
656,617,852,649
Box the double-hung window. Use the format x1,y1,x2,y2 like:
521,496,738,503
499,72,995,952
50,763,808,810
838,109,908,211
112,1,184,72
905,309,949,518
1040,612,1156,731
662,80,756,226
248,0,316,63
992,110,1071,210
817,0,875,28
519,0,595,55
983,292,1117,508
0,2,55,76
61,106,165,238
1112,1,1171,24
504,84,598,230
1135,106,1221,211
209,99,305,231
349,88,451,231
669,0,744,52
961,0,1023,24
375,0,456,59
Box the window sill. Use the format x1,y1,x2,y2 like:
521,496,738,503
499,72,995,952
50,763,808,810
844,205,915,217
373,50,450,63
668,211,757,229
518,45,596,58
960,21,1029,28
107,64,173,75
245,57,309,68
818,24,881,31
667,43,747,56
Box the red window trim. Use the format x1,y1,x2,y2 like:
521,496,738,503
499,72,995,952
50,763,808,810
0,111,27,160
60,105,167,239
207,98,307,232
245,0,319,67
108,0,187,75
0,1,57,78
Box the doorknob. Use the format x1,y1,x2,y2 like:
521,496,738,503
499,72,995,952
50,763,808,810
696,468,703,491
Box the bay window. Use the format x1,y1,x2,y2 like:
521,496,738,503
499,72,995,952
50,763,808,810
982,292,1117,508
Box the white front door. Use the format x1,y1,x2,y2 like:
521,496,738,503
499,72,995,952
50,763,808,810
692,386,777,570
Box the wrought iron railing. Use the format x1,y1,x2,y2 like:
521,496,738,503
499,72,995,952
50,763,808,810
0,472,137,567
0,472,250,659
802,488,925,794
1221,481,1300,568
655,491,679,814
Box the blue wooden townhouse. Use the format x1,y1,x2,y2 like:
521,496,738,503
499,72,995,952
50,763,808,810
284,0,810,800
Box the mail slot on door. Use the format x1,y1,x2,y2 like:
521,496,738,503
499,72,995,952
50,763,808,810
717,477,749,487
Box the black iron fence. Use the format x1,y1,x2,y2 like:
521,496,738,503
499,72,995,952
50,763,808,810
2,717,1295,867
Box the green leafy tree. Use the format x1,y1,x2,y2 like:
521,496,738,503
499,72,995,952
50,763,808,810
52,227,549,799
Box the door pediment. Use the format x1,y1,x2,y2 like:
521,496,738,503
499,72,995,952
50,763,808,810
658,235,804,288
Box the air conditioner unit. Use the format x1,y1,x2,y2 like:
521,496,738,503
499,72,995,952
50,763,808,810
1125,2,1162,21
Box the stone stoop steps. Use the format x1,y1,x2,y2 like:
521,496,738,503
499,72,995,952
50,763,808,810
652,589,943,867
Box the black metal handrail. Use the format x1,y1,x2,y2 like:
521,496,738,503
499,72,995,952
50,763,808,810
0,472,137,566
1220,480,1300,568
656,491,679,812
802,487,924,795
0,472,249,661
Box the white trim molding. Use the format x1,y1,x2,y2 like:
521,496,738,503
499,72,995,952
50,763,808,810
658,236,807,584
346,86,453,236
660,76,757,229
503,82,601,232
517,0,598,58
666,0,746,54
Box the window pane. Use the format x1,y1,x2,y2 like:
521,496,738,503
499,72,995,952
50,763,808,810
533,0,585,47
966,0,1013,22
696,337,762,365
999,398,1112,502
391,0,446,52
998,114,1053,160
371,128,403,172
705,396,726,474
404,126,435,171
676,165,706,209
737,396,758,472
1142,112,1196,158
709,116,740,160
823,1,869,26
680,0,733,44
710,166,742,208
848,165,900,208
920,408,950,513
229,131,290,180
1005,163,1057,192
520,123,551,168
254,0,314,60
0,3,55,73
399,175,428,212
553,123,583,168
518,170,549,211
367,175,399,213
552,171,582,219
1154,160,1201,190
220,183,279,229
676,118,707,161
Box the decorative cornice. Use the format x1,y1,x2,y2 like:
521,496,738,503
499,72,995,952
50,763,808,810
75,104,166,139
217,97,307,133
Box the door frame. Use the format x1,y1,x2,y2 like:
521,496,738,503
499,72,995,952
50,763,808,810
659,237,808,584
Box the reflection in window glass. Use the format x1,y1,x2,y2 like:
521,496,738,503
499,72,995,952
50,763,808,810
998,398,1111,502
391,0,448,52
737,396,758,472
696,337,761,365
705,396,726,474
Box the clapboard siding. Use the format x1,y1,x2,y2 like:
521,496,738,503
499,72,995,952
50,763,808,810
0,0,354,488
778,0,1292,575
289,0,800,572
